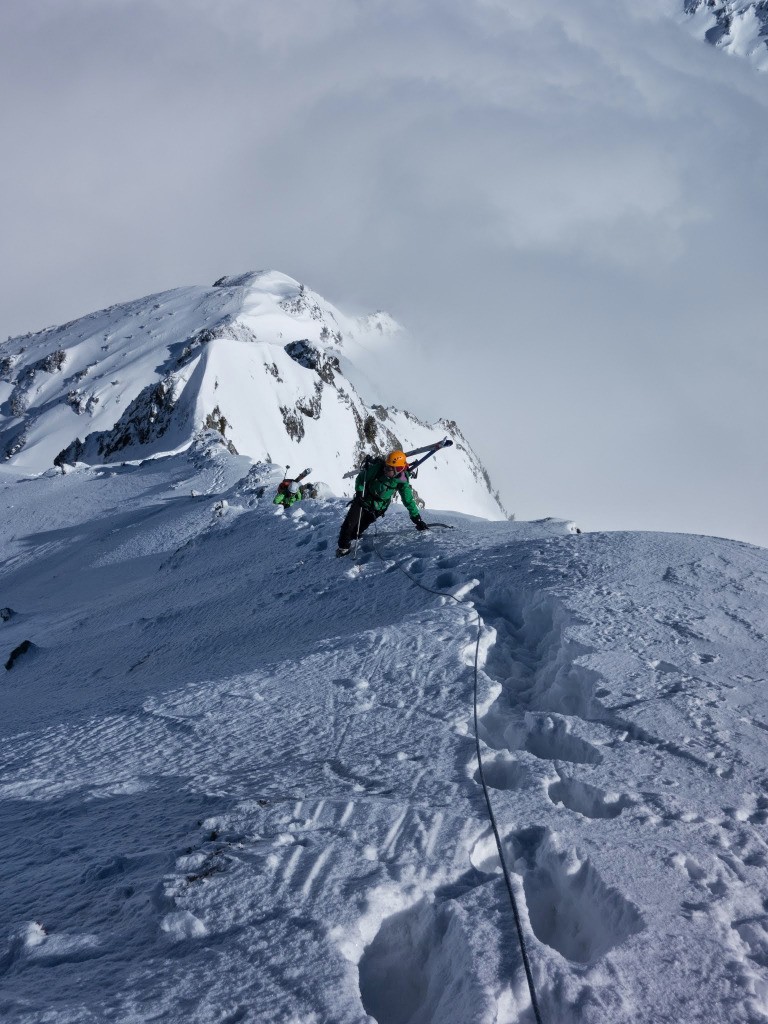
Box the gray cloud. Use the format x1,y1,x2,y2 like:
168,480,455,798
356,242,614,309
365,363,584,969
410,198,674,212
1,0,767,545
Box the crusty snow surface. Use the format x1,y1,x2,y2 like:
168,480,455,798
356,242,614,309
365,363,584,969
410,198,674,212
2,441,768,1023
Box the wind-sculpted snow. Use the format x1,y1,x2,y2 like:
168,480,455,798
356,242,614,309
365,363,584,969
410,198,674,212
1,445,768,1022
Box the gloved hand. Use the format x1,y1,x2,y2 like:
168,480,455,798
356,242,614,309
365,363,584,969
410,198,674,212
411,516,430,532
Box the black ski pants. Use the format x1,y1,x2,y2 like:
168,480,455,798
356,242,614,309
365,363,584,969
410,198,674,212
338,499,381,549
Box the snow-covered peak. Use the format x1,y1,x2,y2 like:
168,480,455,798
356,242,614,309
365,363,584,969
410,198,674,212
211,269,403,354
684,0,768,68
212,269,288,290
0,273,503,520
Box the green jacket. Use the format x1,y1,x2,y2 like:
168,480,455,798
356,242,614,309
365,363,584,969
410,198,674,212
274,487,302,507
355,460,421,519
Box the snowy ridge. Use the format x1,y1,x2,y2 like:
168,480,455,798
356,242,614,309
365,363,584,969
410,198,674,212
1,445,768,1022
684,0,768,68
0,270,505,520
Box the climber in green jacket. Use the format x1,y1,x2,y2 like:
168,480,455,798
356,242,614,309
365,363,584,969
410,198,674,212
336,450,429,556
274,479,303,508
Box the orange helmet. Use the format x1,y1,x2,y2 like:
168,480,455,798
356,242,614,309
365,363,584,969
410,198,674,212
385,449,408,469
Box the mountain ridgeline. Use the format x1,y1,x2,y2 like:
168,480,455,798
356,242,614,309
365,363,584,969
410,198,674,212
0,271,505,520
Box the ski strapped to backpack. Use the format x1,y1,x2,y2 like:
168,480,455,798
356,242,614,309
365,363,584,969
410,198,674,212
343,439,453,481
404,437,453,476
350,437,453,483
278,466,312,490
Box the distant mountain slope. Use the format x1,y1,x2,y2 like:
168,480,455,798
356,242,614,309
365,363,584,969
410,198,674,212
685,0,768,67
0,270,505,520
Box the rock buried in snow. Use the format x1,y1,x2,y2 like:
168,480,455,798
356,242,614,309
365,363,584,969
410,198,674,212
160,910,208,940
1,607,15,622
5,639,35,670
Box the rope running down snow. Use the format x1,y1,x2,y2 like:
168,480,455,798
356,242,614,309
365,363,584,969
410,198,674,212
368,522,545,1024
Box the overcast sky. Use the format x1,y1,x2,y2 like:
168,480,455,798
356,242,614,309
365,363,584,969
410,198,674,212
2,0,767,547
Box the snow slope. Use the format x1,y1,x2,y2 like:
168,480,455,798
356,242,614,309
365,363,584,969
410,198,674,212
1,442,767,1023
0,271,504,521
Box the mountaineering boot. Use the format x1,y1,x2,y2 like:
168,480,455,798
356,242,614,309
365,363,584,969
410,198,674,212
336,546,351,558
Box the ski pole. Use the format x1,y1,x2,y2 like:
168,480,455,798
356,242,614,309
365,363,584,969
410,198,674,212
353,458,371,561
